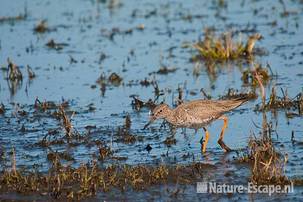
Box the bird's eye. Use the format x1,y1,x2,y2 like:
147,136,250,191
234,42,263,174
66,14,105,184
160,110,162,112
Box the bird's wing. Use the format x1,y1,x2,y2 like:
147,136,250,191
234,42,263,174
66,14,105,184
185,100,224,119
175,99,243,123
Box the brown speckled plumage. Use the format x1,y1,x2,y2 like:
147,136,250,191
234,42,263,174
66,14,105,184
146,97,248,153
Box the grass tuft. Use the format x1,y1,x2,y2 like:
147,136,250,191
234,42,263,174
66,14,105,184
193,30,262,62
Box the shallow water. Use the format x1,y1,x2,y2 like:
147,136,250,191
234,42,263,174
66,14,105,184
0,0,303,200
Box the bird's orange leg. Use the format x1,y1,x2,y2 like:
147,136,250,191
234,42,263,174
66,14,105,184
218,116,231,152
202,127,210,153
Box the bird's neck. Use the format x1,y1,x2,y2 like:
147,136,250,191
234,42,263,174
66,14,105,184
164,110,176,124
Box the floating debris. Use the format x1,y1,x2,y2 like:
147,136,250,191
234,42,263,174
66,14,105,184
139,78,152,87
99,52,107,64
136,24,145,31
156,65,177,75
0,9,27,23
69,55,78,64
34,98,68,112
27,65,36,79
46,39,68,50
100,24,146,41
108,72,122,86
164,136,177,146
130,96,156,111
33,20,49,33
96,72,123,89
145,144,152,152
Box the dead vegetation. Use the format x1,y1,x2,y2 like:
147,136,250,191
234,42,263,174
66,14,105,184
130,96,156,111
98,145,113,161
0,155,214,200
139,78,153,87
255,87,303,116
108,72,123,86
96,72,123,94
58,105,75,138
164,136,177,146
220,88,257,100
248,135,289,185
116,115,142,144
234,108,291,185
7,58,23,81
100,24,145,41
47,150,74,162
34,20,49,33
0,8,27,23
242,64,272,87
234,125,290,185
154,65,177,75
46,39,69,50
192,30,262,62
34,98,69,112
5,58,23,95
27,65,36,79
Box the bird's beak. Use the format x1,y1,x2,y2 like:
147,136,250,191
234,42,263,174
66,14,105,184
258,35,264,40
143,116,155,130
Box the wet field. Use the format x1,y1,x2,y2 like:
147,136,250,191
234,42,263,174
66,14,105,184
0,0,303,200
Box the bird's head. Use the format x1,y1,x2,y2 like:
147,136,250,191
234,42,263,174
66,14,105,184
143,103,171,129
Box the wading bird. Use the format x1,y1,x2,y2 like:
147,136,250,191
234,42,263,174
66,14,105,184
144,97,248,153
